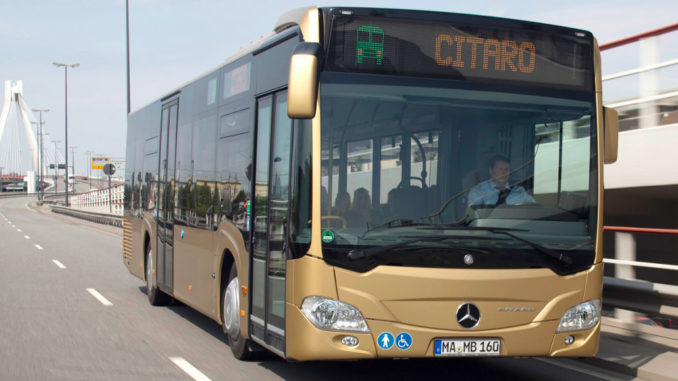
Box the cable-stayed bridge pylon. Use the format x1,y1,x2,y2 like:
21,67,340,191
0,80,57,192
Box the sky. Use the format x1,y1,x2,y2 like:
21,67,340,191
1,0,677,176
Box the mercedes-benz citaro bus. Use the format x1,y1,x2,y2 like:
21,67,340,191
123,7,619,361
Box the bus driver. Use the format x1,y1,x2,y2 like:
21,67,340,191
467,154,535,207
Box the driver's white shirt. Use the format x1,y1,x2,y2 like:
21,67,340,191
467,180,535,207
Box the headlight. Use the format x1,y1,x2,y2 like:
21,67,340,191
556,299,601,333
301,296,370,332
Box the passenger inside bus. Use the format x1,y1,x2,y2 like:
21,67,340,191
467,154,535,207
332,191,351,216
351,187,376,227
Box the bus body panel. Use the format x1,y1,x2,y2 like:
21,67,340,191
334,265,603,330
173,225,216,317
286,255,339,307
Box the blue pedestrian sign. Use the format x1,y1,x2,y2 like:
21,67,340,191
377,332,394,350
395,332,413,350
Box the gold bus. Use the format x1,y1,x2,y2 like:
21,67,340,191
123,7,619,360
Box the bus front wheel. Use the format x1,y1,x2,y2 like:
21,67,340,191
223,264,253,360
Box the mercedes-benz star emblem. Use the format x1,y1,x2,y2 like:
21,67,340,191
463,254,474,265
456,303,481,329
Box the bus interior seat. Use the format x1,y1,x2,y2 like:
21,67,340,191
460,168,485,207
461,170,482,195
427,185,440,214
388,185,427,221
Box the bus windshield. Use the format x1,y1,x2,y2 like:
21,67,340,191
319,73,597,275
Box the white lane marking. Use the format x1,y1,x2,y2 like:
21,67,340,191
24,235,30,240
169,357,212,381
35,244,43,250
17,228,22,232
86,288,113,306
52,259,66,269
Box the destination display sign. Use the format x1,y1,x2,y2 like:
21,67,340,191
326,15,593,90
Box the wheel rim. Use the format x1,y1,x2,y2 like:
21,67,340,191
146,248,153,294
224,276,240,339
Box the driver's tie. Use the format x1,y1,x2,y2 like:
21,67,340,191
496,188,510,205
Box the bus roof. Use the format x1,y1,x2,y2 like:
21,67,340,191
130,29,278,114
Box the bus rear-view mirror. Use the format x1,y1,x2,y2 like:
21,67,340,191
288,42,322,119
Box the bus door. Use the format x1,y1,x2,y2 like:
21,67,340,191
156,99,179,293
251,91,291,353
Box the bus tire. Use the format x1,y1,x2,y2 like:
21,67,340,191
223,263,253,360
146,244,170,306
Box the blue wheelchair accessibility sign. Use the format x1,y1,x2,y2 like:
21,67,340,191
395,332,412,350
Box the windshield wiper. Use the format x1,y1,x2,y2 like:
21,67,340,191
362,219,433,235
347,236,452,261
492,229,573,265
421,225,573,265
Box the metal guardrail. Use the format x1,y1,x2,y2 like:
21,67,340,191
50,204,122,228
0,192,31,199
603,276,678,319
602,225,678,321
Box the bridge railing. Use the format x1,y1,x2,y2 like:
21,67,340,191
69,184,124,216
601,22,678,131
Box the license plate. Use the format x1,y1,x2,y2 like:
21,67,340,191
434,338,501,356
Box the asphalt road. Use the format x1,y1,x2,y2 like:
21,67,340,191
0,196,636,381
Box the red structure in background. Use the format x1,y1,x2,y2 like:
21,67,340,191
600,22,678,51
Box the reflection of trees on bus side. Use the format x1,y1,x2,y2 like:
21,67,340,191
167,178,250,231
126,168,251,234
163,181,175,220
195,182,213,220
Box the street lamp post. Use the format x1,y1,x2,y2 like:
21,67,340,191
52,140,61,193
32,109,49,201
31,121,43,197
53,62,79,206
70,145,77,194
70,145,77,179
86,150,94,189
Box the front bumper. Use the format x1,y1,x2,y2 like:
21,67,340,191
285,302,600,361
